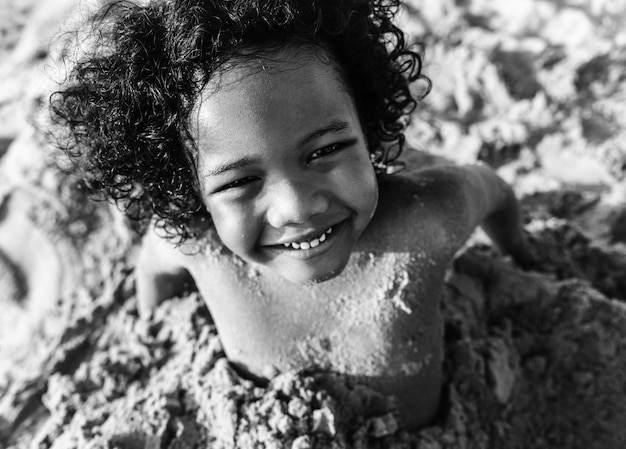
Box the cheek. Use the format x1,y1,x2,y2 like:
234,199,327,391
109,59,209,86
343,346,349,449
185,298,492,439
362,173,379,221
342,157,378,215
205,202,260,253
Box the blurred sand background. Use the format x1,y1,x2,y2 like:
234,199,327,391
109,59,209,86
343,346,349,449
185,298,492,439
1,0,626,447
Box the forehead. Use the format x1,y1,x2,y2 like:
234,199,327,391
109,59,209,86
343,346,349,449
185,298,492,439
190,47,357,151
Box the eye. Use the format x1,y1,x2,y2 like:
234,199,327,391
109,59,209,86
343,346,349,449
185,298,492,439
308,140,354,163
215,176,258,193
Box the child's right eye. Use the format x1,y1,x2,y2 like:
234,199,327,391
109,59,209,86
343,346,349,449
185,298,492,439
215,177,258,193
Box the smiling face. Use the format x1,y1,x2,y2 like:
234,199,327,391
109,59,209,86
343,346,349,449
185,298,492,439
191,46,378,284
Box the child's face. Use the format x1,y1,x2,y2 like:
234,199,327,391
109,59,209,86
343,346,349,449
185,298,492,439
191,48,378,284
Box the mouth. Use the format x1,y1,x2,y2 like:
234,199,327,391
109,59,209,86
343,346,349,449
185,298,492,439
264,221,346,259
280,225,334,250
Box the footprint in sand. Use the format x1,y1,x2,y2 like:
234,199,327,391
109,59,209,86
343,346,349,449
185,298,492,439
0,187,80,328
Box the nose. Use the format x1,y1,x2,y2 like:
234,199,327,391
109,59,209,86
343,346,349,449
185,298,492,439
266,177,329,228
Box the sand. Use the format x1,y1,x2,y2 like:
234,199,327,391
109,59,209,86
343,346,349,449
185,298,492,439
1,0,626,447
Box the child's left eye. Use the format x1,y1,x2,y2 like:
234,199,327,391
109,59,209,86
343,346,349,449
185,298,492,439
308,142,349,162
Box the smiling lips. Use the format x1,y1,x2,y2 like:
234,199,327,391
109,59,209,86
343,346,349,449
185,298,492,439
281,226,334,250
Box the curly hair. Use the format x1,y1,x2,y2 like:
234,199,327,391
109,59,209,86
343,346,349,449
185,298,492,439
50,0,429,242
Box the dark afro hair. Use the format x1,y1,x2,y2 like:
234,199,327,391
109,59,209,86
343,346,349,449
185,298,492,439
50,0,430,243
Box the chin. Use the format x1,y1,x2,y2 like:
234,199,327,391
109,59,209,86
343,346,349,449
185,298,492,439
301,270,341,285
281,260,348,286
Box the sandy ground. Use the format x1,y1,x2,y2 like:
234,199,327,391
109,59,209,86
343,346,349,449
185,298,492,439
1,0,626,447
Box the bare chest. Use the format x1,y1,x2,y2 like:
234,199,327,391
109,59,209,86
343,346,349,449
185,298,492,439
186,248,445,381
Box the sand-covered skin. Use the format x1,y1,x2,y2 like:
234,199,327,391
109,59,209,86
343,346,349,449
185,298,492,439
1,0,626,447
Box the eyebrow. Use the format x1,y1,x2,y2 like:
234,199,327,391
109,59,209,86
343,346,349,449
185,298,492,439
203,157,259,177
204,119,352,177
298,119,351,147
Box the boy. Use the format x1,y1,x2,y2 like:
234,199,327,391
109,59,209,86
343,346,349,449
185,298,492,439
50,0,531,429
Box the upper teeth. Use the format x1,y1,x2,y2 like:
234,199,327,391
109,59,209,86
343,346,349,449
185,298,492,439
283,226,333,250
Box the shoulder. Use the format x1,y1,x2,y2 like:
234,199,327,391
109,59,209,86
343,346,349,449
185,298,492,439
378,149,479,214
363,164,479,259
139,222,228,269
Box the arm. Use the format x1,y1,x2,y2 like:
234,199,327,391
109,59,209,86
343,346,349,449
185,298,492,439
407,163,534,268
469,165,534,268
135,228,194,319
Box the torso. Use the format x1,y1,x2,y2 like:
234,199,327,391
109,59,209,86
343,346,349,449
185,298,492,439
175,174,457,427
